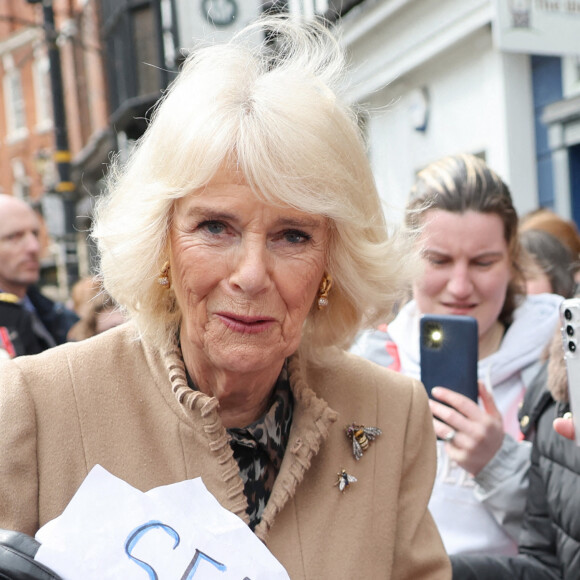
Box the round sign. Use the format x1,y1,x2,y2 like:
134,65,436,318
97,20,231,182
201,0,238,28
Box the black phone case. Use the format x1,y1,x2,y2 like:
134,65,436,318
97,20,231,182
420,314,479,402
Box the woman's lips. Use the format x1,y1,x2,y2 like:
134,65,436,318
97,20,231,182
216,313,276,334
441,303,476,315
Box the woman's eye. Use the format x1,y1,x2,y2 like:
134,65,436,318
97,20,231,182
424,254,448,266
199,220,226,235
474,258,497,267
283,230,311,244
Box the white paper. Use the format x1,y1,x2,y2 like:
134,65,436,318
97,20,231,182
35,465,289,579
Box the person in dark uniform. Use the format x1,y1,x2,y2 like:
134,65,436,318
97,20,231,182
0,194,77,357
0,292,41,358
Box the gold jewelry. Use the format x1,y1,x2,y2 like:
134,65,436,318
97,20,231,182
345,423,382,460
317,274,332,310
158,261,171,289
335,468,357,493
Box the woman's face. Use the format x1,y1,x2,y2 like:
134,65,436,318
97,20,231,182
413,209,512,342
169,166,329,377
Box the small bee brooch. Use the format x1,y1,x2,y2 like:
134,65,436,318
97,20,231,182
335,469,357,492
346,423,382,460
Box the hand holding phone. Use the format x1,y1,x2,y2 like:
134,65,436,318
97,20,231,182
422,315,508,472
420,314,479,403
558,298,580,446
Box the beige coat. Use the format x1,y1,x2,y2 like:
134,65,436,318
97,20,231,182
0,323,450,579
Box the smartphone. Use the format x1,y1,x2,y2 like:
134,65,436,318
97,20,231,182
559,298,580,446
420,314,479,403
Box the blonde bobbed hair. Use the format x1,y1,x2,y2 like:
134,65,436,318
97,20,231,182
93,16,411,361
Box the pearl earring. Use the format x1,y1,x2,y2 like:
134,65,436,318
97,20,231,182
317,274,332,310
158,261,171,289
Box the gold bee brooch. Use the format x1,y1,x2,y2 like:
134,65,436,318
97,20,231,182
346,423,382,460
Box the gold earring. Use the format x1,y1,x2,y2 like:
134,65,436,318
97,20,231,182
317,274,332,310
158,261,171,289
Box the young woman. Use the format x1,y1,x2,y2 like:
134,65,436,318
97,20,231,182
352,154,562,556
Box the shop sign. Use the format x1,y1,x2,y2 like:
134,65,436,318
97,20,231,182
493,0,580,55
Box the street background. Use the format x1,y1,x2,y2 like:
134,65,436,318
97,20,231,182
0,0,578,300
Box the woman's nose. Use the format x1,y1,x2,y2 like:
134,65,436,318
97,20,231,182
447,264,473,298
229,239,271,295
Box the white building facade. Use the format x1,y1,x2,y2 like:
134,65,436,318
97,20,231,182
169,0,580,225
335,0,580,224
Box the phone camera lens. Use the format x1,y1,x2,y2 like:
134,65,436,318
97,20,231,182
567,325,575,337
424,322,443,349
569,341,577,352
565,308,573,320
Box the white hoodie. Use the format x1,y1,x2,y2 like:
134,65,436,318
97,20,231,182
351,293,562,555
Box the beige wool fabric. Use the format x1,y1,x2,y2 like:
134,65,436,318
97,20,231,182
0,323,450,579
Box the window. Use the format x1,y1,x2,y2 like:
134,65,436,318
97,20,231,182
3,54,28,140
161,0,176,69
133,5,161,97
11,158,30,200
33,48,52,131
563,55,580,98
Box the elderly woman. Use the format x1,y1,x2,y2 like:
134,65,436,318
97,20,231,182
352,154,562,556
0,17,449,579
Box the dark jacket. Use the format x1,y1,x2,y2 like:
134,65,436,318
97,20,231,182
0,287,78,357
26,286,78,348
452,337,580,580
0,296,42,357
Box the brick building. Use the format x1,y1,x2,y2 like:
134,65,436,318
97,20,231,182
0,0,110,297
